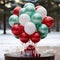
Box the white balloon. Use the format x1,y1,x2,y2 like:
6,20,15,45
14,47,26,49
19,14,30,26
24,22,36,35
36,6,47,19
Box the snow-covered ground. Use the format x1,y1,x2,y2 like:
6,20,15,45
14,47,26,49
0,29,60,46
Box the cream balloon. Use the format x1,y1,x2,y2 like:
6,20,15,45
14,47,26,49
19,14,30,26
24,22,36,35
36,6,47,19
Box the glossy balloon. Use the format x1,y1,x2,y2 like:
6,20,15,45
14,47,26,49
35,5,41,10
19,8,25,15
13,6,21,16
25,6,35,17
31,32,41,43
41,32,48,39
15,36,19,39
11,24,24,37
19,14,30,26
9,15,19,26
36,6,47,18
42,16,54,28
9,3,54,44
38,24,48,34
24,22,36,35
24,3,35,8
29,0,38,3
20,32,30,43
36,24,41,31
31,13,42,24
26,45,35,51
24,0,38,3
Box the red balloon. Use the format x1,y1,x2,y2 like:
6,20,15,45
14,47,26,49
20,32,30,43
11,23,24,37
31,32,41,43
26,45,35,51
35,5,42,10
24,45,36,57
13,6,21,15
42,16,54,28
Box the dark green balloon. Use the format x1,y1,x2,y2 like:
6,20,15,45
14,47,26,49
41,32,48,39
38,24,48,39
36,24,41,31
15,36,19,39
38,24,48,34
19,8,25,15
25,6,35,17
9,15,19,26
24,3,35,8
31,13,42,24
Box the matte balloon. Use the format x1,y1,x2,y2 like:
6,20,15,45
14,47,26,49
20,32,30,43
31,32,41,43
24,3,35,8
13,6,21,16
19,8,25,15
36,6,47,18
24,22,36,35
42,16,54,28
9,15,19,26
38,24,48,34
11,23,24,37
41,32,48,39
25,6,35,17
31,13,42,24
19,14,30,26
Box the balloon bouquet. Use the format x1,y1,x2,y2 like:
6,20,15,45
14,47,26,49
9,3,54,57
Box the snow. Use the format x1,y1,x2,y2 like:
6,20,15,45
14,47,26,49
0,29,60,46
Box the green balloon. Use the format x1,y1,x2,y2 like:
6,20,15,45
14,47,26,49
24,3,35,8
9,15,19,26
15,36,19,39
31,13,42,24
25,6,36,17
19,8,25,15
41,33,48,39
36,24,41,31
38,24,48,34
